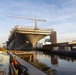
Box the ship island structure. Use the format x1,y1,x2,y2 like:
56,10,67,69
7,25,57,50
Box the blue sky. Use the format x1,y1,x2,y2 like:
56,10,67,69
0,0,76,46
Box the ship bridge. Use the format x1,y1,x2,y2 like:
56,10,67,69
7,26,55,50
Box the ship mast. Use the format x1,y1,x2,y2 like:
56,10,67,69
7,15,46,29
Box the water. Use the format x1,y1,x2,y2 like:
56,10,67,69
34,50,76,75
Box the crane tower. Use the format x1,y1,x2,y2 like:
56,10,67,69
7,15,46,29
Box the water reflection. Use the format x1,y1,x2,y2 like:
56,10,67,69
16,50,56,75
51,55,58,66
34,50,76,75
16,50,76,75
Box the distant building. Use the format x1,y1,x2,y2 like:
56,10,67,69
50,31,57,44
44,38,51,45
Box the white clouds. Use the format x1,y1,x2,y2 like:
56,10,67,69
0,0,76,45
44,0,76,42
57,32,76,43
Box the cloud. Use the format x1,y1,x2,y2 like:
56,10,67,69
0,0,76,45
57,33,76,43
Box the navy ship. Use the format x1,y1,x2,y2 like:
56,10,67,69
6,16,56,50
7,26,54,50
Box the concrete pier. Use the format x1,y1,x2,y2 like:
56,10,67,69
37,42,76,56
43,42,76,51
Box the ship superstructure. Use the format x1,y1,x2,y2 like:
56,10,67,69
7,26,54,50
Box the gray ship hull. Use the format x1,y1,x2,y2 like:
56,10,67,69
7,33,33,50
7,27,53,50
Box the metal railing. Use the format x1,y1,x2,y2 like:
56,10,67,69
9,53,28,75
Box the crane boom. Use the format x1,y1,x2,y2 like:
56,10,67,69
7,15,46,29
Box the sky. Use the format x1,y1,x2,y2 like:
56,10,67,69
0,0,76,46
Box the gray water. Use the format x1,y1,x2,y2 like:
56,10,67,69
34,50,76,75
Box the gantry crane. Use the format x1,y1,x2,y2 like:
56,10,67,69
7,15,46,29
